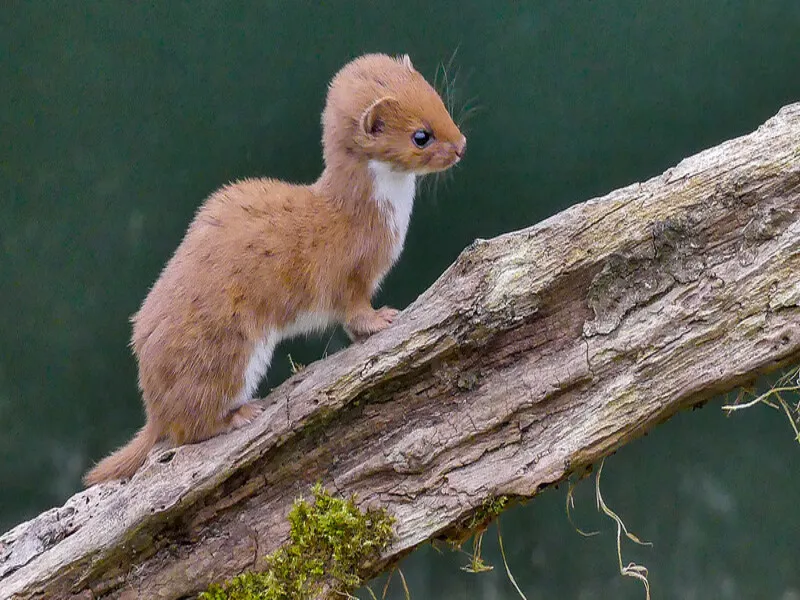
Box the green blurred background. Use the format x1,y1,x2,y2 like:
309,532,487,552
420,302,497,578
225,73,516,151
2,1,799,598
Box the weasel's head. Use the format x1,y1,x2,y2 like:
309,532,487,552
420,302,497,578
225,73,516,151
322,53,466,175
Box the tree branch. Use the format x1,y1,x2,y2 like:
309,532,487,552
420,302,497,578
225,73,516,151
3,104,799,600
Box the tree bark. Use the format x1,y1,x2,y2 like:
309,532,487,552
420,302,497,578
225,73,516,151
2,104,800,600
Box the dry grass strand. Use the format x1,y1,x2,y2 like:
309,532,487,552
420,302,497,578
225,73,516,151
595,459,652,600
497,519,528,600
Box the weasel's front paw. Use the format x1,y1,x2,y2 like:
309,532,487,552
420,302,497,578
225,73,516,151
373,306,400,326
345,306,399,341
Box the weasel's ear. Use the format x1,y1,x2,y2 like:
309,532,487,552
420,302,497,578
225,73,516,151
401,54,414,70
360,96,400,137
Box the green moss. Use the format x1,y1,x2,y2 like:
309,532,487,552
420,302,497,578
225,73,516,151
201,484,395,600
455,496,510,574
439,494,512,548
467,495,509,530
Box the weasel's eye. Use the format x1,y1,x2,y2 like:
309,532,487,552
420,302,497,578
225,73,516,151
412,129,434,148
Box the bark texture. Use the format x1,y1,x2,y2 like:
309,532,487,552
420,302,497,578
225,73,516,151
2,104,800,600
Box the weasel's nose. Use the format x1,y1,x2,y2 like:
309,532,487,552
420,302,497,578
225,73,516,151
455,136,467,159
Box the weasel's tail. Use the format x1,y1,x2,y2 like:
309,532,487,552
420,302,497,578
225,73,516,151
83,421,160,486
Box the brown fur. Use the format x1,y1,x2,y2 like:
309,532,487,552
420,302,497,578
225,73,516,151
84,54,465,485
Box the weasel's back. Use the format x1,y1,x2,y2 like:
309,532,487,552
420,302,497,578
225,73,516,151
132,178,329,350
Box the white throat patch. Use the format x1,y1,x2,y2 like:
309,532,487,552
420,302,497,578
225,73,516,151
368,160,416,262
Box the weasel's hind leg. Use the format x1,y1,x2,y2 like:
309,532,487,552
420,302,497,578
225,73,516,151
224,402,264,431
158,375,263,445
165,399,264,445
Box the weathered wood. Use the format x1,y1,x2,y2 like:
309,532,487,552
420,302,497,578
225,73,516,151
2,104,799,600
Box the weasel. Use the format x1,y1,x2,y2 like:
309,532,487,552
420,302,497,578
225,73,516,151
84,53,466,485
